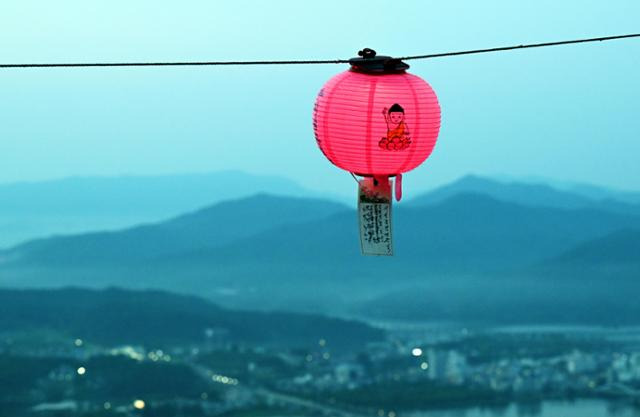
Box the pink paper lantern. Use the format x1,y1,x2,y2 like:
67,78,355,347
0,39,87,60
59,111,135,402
313,49,441,197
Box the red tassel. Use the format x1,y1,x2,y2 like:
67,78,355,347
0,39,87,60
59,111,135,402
395,173,403,201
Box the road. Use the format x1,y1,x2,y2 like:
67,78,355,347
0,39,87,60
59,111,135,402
255,387,373,417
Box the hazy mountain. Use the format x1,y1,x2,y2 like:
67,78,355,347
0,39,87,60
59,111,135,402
3,194,348,266
5,192,638,272
491,175,640,205
526,228,640,282
550,229,640,266
0,287,383,350
159,193,640,276
2,192,639,315
355,228,640,325
410,175,640,215
560,183,640,205
0,171,329,249
354,278,640,325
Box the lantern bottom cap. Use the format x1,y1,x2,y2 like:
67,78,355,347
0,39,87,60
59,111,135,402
353,172,401,178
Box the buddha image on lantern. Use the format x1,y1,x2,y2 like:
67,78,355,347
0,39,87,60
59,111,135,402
379,103,411,151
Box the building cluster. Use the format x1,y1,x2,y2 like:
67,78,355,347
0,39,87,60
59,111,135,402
277,335,640,400
6,329,640,416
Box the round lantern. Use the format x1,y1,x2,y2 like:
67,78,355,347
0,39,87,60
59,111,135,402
313,48,441,201
312,48,441,256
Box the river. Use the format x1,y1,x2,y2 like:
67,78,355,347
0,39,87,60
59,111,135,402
406,399,640,417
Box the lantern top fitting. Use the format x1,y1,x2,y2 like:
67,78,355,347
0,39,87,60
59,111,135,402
348,48,410,74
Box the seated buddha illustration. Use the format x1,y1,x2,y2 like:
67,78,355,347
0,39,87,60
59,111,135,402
379,103,411,151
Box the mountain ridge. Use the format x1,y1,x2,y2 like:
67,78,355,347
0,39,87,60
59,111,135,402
2,176,639,318
3,191,639,311
0,171,339,249
3,194,349,266
410,175,640,216
0,286,383,349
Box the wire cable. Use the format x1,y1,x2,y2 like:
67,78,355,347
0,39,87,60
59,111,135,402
1,33,638,69
399,33,640,61
0,58,350,68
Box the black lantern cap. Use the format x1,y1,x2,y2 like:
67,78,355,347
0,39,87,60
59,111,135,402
349,48,409,74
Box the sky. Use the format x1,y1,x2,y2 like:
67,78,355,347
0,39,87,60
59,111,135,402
1,0,639,196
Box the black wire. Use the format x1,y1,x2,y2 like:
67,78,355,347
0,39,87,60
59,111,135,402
399,33,640,61
0,33,638,69
0,59,350,68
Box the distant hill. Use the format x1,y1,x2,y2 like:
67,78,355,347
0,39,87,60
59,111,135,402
3,194,348,266
557,182,640,205
0,287,383,350
352,227,640,325
354,278,640,325
550,228,640,266
5,192,638,272
169,193,640,273
485,175,640,205
354,227,640,325
526,228,640,282
0,171,328,248
2,192,639,316
410,175,640,215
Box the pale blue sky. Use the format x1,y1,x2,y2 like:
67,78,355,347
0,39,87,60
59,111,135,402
1,1,639,196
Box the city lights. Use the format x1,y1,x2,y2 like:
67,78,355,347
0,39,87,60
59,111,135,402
211,374,238,385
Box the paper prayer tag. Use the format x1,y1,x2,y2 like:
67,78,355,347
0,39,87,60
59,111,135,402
358,177,393,256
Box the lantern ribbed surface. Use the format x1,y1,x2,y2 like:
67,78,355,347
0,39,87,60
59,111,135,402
313,70,441,176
